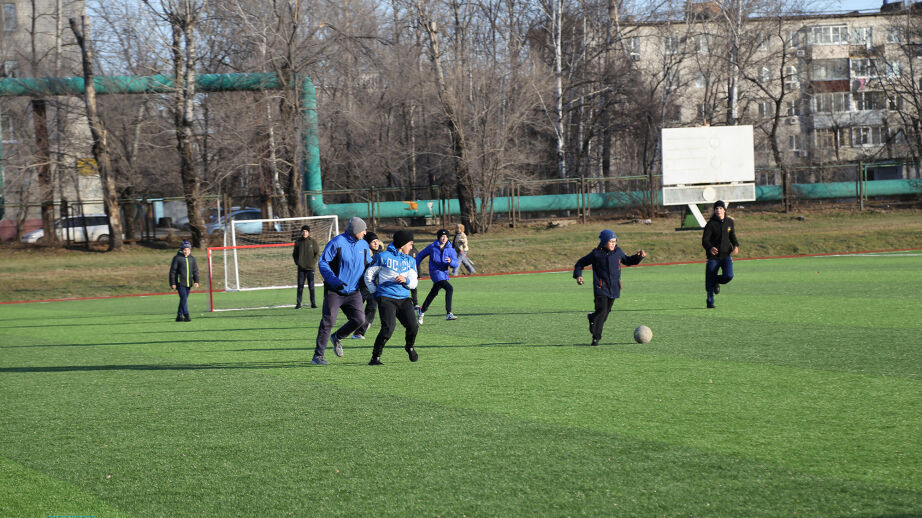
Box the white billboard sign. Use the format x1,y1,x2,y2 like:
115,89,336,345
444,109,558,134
661,126,755,186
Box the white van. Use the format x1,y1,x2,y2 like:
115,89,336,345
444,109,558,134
21,214,114,243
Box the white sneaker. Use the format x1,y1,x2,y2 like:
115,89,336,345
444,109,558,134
446,312,458,321
417,312,424,325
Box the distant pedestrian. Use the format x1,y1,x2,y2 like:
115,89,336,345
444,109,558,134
169,240,199,322
701,200,739,309
292,225,320,309
573,230,646,346
416,229,459,323
364,230,420,365
353,232,382,339
312,217,370,365
451,223,476,275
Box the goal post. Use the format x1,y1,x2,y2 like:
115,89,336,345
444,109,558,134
208,215,339,312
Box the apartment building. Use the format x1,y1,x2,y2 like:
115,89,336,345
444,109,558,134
0,0,93,229
622,1,922,183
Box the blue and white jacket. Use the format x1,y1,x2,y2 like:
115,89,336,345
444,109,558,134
416,240,457,283
364,243,418,299
318,232,371,295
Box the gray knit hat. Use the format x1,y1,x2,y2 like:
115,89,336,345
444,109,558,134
346,216,367,236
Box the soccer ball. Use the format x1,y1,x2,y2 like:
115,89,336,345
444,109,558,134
633,325,653,344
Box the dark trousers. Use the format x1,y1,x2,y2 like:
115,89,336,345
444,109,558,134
356,288,379,336
588,294,615,341
421,280,453,314
176,285,191,317
314,290,365,360
705,257,734,304
296,268,316,306
372,297,419,360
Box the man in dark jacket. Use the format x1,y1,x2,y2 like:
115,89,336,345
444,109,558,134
701,200,739,309
292,225,320,309
169,240,199,322
353,232,382,339
312,217,370,365
573,230,646,346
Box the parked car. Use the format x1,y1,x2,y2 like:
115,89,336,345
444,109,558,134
206,208,280,235
21,214,114,243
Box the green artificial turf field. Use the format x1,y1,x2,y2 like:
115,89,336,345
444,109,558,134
2,252,921,516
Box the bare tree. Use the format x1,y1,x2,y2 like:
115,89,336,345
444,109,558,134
70,15,124,250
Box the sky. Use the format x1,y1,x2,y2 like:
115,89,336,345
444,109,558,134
836,0,898,12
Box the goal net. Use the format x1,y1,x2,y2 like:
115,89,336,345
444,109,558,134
207,215,339,311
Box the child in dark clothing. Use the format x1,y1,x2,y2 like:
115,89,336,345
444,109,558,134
573,230,646,345
169,240,200,321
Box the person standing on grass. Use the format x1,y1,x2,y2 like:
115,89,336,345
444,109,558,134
451,223,476,276
353,232,382,339
701,200,739,309
292,225,320,309
416,229,459,324
312,217,370,365
169,240,199,322
364,230,420,365
573,230,646,346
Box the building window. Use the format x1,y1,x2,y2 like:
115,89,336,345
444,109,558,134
757,101,773,118
625,36,640,60
851,27,872,46
761,67,772,82
784,65,799,90
758,34,771,51
1,113,14,143
812,59,848,80
667,104,681,122
889,95,904,111
2,3,15,31
786,29,804,49
815,128,844,149
852,126,885,146
665,68,679,91
696,34,709,54
785,100,801,117
664,35,679,55
694,71,705,88
855,91,887,111
810,25,848,45
1,60,17,77
885,61,901,77
887,27,902,43
812,92,850,113
789,134,803,152
850,58,882,78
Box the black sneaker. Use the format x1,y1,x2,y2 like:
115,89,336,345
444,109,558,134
369,358,383,366
311,356,329,365
331,333,344,357
176,315,183,322
714,284,720,295
311,304,318,308
183,315,191,322
707,302,716,309
295,304,302,309
406,346,419,362
591,338,600,346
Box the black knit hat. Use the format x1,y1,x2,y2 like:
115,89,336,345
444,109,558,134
300,225,310,232
364,232,379,244
713,200,726,210
436,229,449,239
393,230,414,249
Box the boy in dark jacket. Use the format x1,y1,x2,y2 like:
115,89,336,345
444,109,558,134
292,225,320,308
169,240,200,322
701,200,739,309
573,230,646,345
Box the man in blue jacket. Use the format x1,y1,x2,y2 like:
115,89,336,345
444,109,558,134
416,229,459,324
573,230,646,346
312,217,371,365
363,230,420,365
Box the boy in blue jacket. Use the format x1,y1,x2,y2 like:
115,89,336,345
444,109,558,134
363,230,420,365
415,229,459,324
573,230,646,346
312,217,371,365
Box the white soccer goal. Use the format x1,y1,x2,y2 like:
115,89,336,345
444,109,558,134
207,215,339,311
